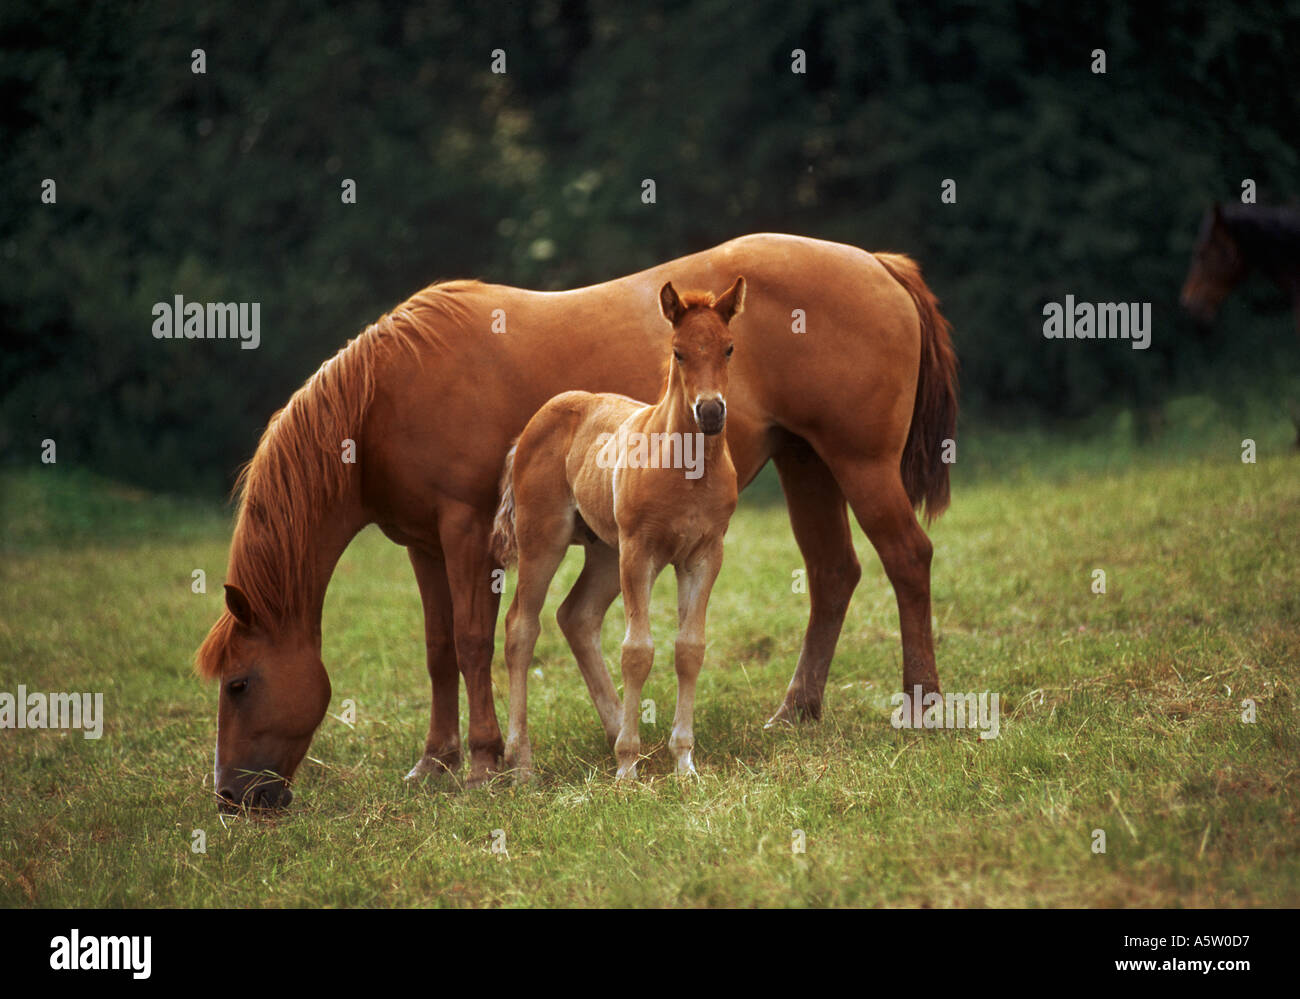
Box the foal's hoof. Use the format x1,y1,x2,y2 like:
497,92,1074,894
511,766,537,787
504,747,535,786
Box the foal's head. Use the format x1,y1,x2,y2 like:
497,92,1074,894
659,276,745,435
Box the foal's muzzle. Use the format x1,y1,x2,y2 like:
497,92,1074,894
695,398,726,436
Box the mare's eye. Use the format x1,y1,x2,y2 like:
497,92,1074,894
227,678,249,696
725,345,734,358
673,350,684,361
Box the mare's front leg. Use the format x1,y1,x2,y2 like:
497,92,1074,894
405,544,462,781
438,502,505,788
670,542,723,775
614,541,658,780
766,437,862,726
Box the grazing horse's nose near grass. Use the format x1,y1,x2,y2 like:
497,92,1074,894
1179,285,1215,327
695,397,726,435
217,771,293,813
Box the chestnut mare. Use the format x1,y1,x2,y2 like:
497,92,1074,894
1181,203,1300,333
196,233,957,810
491,278,744,782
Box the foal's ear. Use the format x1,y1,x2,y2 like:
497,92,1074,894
714,276,746,324
224,584,257,629
660,281,686,325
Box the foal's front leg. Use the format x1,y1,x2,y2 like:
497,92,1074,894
670,543,723,775
615,543,658,780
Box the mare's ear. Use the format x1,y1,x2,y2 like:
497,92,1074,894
224,584,257,629
660,281,686,325
714,276,746,324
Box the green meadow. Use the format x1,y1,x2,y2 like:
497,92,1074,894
1,404,1297,907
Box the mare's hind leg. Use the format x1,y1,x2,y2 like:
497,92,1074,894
556,542,624,746
828,455,941,697
502,500,575,783
405,544,462,781
766,436,862,727
669,542,724,775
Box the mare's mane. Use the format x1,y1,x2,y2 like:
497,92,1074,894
1211,204,1300,261
194,280,483,678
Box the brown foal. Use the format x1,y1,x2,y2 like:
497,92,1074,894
491,278,745,780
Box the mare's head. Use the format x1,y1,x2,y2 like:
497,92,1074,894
1181,204,1247,326
198,584,331,813
659,276,745,435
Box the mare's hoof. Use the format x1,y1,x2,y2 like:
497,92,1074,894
764,700,820,729
465,758,502,789
405,755,458,782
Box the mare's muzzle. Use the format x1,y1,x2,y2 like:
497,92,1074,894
217,770,294,813
1179,288,1217,328
695,398,726,436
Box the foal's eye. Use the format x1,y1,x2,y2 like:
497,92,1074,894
673,350,684,361
226,678,249,697
725,344,734,358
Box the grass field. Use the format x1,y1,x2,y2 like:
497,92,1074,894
2,409,1298,907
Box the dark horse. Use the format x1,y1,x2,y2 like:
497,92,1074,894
196,233,958,810
1181,203,1300,333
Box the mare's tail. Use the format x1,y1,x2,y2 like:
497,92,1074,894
875,252,959,522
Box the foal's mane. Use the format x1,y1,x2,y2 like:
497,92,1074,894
678,289,719,310
195,280,483,679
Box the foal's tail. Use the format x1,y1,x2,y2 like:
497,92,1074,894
489,442,520,567
875,252,959,523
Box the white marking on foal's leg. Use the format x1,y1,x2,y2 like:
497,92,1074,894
670,551,722,777
670,636,703,776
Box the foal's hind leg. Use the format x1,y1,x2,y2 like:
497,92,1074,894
556,542,624,746
503,504,574,783
669,543,723,775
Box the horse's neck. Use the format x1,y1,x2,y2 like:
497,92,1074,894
646,373,697,439
640,375,730,475
232,491,369,640
303,501,369,635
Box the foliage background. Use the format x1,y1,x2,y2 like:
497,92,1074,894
3,0,1298,493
